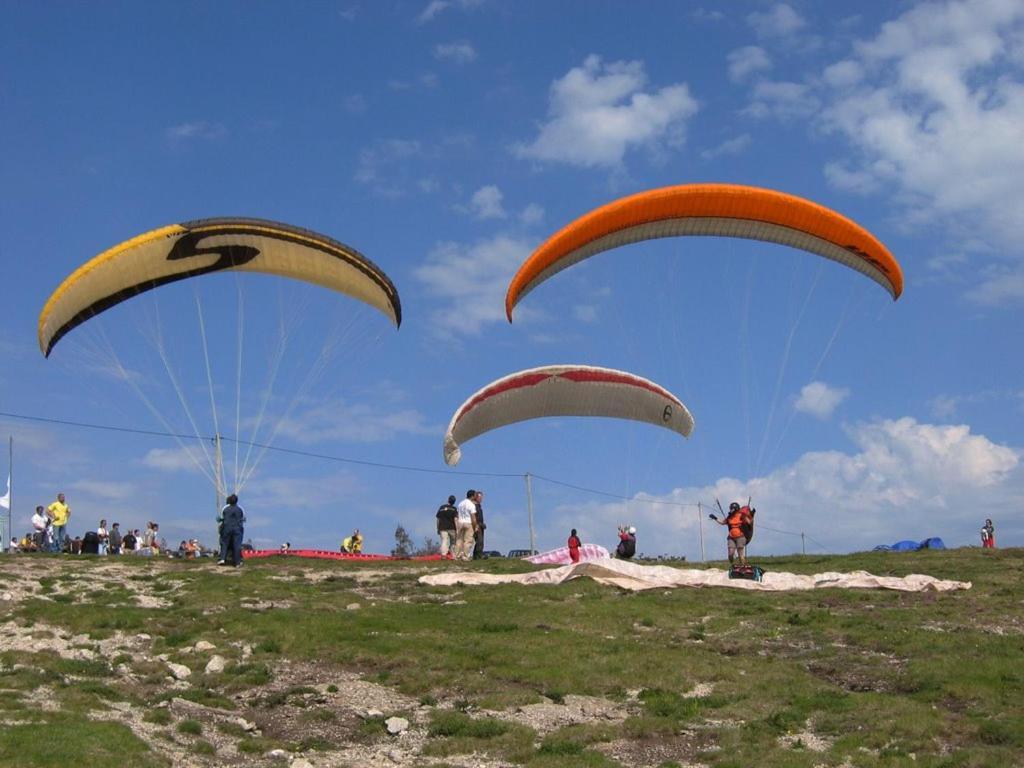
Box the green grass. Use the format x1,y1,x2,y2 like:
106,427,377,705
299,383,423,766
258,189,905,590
0,717,166,767
1,547,1022,767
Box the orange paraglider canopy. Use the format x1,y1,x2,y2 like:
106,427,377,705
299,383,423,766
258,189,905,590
506,184,903,320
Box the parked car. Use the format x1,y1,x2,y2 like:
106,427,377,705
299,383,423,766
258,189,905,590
482,550,503,559
507,549,539,559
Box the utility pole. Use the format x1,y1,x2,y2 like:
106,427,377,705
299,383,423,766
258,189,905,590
524,472,536,553
801,532,806,555
697,501,705,562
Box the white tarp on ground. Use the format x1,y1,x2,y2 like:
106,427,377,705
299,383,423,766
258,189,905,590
418,558,971,592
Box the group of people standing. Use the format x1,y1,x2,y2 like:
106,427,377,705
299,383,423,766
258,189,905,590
18,492,164,555
435,489,486,560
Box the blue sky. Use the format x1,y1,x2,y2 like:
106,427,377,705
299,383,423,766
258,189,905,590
1,0,1021,559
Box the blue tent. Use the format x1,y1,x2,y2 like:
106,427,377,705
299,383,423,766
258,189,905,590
873,537,946,552
891,540,920,551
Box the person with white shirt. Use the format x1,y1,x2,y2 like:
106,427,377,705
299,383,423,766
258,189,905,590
454,489,478,561
31,506,49,552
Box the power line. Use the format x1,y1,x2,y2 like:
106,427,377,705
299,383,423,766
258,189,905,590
530,473,701,509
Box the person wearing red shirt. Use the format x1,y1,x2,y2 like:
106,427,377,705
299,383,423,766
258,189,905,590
567,529,581,563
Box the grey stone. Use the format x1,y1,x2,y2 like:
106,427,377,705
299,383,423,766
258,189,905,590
166,662,191,680
204,655,227,674
385,716,409,735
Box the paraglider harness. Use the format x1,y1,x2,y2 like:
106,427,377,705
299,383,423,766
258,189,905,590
710,498,756,543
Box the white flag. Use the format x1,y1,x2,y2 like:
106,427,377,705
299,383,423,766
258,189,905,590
0,474,9,509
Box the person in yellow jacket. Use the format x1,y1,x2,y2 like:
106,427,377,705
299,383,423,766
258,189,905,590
47,493,70,554
341,530,364,554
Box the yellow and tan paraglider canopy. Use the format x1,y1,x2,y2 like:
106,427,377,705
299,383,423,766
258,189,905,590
506,183,904,320
39,217,402,357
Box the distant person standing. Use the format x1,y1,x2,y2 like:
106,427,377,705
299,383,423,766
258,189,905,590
97,519,109,556
31,506,49,552
454,489,477,561
109,523,123,555
436,495,458,559
220,494,245,567
472,490,486,560
568,529,582,563
981,519,995,549
47,493,70,553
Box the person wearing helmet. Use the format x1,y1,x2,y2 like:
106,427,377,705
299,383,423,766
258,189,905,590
615,525,636,559
713,502,752,566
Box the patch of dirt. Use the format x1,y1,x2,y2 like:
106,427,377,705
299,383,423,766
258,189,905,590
597,731,716,768
499,694,630,735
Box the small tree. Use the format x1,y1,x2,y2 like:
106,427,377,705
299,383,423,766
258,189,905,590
416,536,440,556
392,525,414,558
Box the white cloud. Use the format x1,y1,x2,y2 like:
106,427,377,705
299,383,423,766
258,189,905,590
414,235,533,337
69,479,136,501
727,46,772,82
243,471,363,514
434,42,477,64
794,381,850,419
573,305,598,323
813,0,1024,299
468,185,506,219
345,94,367,114
416,0,481,24
744,80,820,119
273,398,434,444
700,134,751,160
966,269,1024,305
165,121,227,142
143,447,208,473
748,3,807,38
929,388,1024,418
514,55,699,168
519,203,545,225
354,139,423,197
387,73,438,91
535,417,1021,557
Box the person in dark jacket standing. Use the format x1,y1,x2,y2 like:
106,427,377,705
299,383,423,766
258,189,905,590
436,495,458,559
472,490,487,560
220,494,246,567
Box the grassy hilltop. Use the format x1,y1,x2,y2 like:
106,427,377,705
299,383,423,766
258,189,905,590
0,547,1021,768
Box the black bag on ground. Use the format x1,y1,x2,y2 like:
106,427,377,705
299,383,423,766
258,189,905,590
81,530,100,555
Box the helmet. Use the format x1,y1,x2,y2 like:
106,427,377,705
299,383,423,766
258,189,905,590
729,502,740,511
628,526,636,535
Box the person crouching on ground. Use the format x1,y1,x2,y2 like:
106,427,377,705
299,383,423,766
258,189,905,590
220,494,245,567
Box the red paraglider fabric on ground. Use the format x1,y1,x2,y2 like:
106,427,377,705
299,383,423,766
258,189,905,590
244,549,444,562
